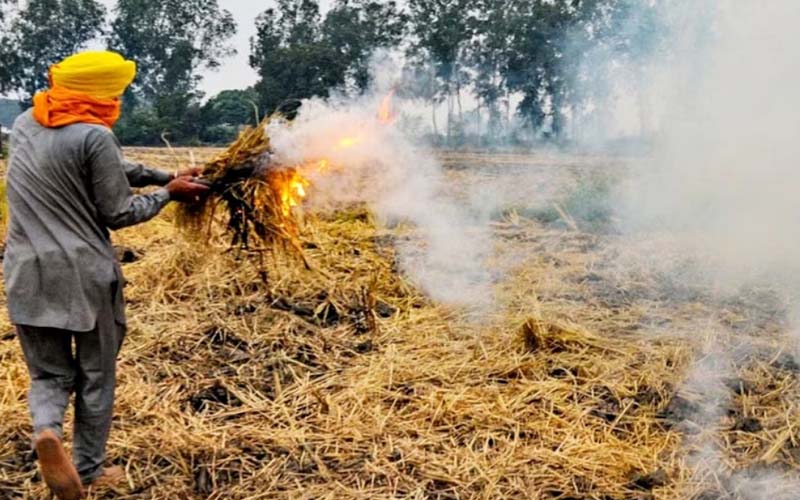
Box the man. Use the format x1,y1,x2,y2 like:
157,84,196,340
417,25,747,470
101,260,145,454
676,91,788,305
4,51,209,499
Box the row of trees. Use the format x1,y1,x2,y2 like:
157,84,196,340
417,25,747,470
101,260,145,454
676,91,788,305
0,0,663,146
399,0,662,142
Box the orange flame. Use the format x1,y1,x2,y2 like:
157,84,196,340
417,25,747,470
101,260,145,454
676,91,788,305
338,136,362,149
278,170,310,216
378,89,395,124
278,90,397,213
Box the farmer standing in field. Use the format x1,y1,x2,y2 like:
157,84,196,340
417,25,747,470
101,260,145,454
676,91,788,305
3,51,209,499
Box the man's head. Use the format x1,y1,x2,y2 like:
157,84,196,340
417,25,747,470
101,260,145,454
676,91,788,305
33,51,137,129
49,51,136,99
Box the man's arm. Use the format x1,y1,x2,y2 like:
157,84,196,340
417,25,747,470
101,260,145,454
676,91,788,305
87,130,171,230
123,160,172,187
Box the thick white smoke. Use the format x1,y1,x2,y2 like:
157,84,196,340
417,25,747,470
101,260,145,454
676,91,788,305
267,74,493,309
611,1,800,497
620,0,800,318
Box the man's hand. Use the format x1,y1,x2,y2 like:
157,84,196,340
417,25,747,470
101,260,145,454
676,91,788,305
166,177,210,203
171,166,203,180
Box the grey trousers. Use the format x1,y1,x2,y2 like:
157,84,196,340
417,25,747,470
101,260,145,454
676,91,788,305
16,308,125,484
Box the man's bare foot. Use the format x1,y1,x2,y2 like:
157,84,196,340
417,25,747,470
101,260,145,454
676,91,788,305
88,465,125,489
34,429,84,500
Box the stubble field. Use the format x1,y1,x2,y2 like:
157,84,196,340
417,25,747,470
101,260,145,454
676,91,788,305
0,149,798,499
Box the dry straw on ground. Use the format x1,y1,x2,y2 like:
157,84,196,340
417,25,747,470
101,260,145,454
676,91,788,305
0,151,799,499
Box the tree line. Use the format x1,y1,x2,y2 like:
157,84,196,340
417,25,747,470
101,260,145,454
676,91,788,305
0,0,662,146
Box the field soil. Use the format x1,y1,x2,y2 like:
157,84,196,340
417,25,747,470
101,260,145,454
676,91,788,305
0,149,798,499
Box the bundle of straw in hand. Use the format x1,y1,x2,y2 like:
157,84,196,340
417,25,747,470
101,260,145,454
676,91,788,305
177,117,308,259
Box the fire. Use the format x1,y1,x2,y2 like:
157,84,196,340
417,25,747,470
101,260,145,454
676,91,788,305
294,179,306,198
274,89,398,217
337,136,362,149
378,89,395,124
277,170,310,216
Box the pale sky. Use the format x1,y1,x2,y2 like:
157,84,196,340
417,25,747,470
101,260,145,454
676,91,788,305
97,0,335,97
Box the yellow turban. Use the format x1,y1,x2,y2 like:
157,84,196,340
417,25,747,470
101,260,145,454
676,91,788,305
49,51,137,99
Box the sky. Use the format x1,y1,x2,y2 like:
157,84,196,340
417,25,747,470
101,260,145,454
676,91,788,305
95,0,335,97
190,0,260,96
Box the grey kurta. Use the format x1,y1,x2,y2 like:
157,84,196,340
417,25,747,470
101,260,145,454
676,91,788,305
4,109,171,331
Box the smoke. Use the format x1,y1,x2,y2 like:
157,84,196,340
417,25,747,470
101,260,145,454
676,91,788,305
619,0,800,322
262,1,800,491
267,60,493,309
600,0,800,496
561,0,723,148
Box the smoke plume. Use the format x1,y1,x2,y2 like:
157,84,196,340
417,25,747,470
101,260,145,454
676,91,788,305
267,67,493,309
606,1,800,496
618,0,800,323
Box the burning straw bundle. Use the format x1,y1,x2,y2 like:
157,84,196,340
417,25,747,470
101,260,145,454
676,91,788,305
177,117,309,258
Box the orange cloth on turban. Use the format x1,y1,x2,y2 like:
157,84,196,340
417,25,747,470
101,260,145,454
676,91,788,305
33,86,121,128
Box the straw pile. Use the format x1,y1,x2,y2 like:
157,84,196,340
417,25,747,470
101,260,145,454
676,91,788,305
177,118,308,258
0,151,799,499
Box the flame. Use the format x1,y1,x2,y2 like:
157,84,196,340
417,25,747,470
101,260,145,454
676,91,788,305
278,170,310,216
378,89,395,124
338,136,362,149
274,90,397,217
294,180,306,198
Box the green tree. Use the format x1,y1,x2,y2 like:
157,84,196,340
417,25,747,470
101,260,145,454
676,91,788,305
503,0,572,139
111,106,161,145
0,0,106,101
322,0,407,91
250,0,406,115
500,0,660,142
580,0,668,135
109,0,236,144
399,61,442,137
250,0,343,114
109,0,236,101
199,88,260,143
0,0,16,95
405,0,472,143
467,0,517,140
202,89,260,127
0,0,13,155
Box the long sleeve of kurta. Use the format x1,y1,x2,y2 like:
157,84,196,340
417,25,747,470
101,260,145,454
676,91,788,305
123,160,172,187
87,130,171,230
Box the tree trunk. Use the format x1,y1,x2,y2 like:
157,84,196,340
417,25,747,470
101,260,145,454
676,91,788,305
505,89,511,132
446,91,453,146
476,102,482,142
431,100,438,137
457,85,463,124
